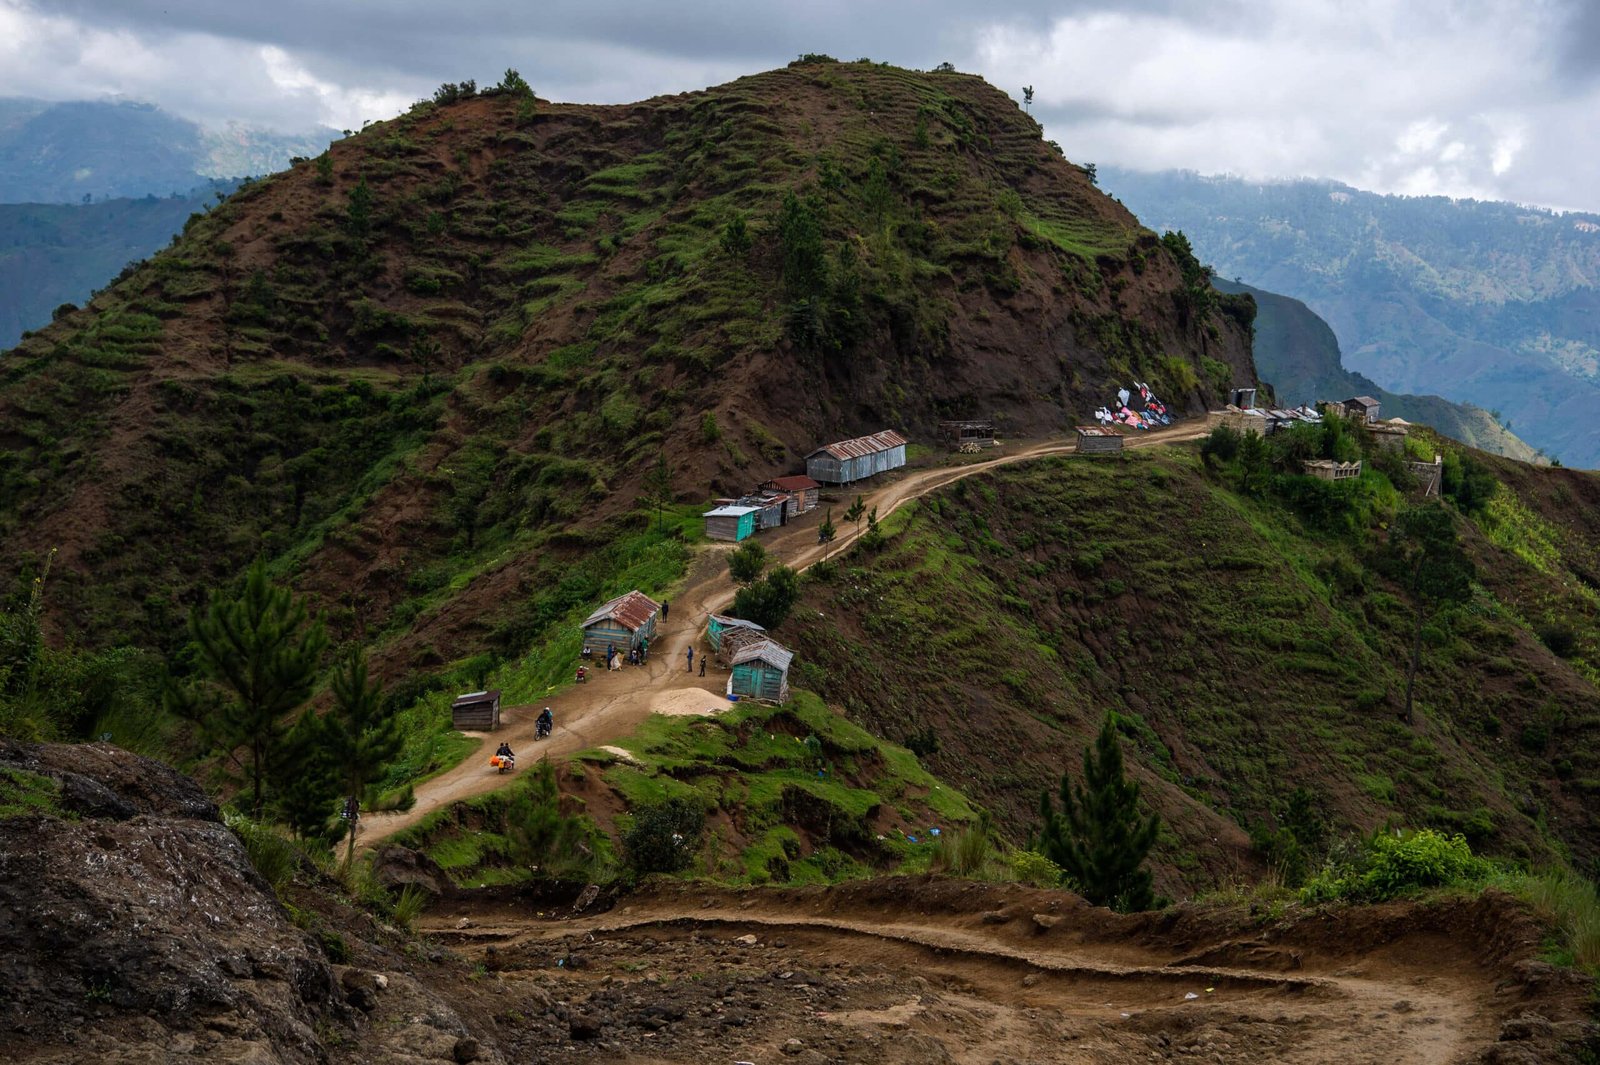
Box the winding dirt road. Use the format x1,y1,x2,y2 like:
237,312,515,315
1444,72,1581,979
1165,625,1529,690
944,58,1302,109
361,424,1208,845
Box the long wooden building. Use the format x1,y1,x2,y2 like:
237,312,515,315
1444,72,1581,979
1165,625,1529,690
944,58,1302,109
805,430,908,485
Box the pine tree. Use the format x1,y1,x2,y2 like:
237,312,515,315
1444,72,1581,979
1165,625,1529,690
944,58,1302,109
1385,504,1475,725
272,709,339,841
642,451,673,531
1038,713,1161,912
182,560,327,819
321,649,410,869
843,495,866,538
818,508,836,560
505,760,587,876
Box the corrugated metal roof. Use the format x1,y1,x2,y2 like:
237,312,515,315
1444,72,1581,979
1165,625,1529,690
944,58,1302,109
806,429,908,462
763,475,820,492
582,590,659,631
729,637,793,671
1075,426,1118,437
1347,396,1380,407
709,613,765,633
703,505,760,517
452,689,501,707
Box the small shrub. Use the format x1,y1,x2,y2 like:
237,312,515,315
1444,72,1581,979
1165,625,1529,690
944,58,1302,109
623,798,705,875
1537,624,1577,659
1010,850,1064,888
1302,829,1491,903
391,884,431,932
229,815,299,892
932,813,992,877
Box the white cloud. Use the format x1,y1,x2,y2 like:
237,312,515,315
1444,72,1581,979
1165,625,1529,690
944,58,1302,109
0,0,1597,208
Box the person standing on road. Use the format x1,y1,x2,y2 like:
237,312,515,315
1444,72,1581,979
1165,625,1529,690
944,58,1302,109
662,600,669,620
686,646,694,672
698,654,707,677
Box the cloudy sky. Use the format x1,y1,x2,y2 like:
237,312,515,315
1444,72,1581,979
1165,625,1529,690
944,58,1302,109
2,0,1597,210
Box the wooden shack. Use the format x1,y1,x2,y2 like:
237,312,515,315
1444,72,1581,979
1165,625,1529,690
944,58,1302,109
937,420,997,449
1343,395,1381,423
451,690,502,732
728,637,793,703
703,504,758,542
1303,459,1362,481
805,430,908,485
1075,426,1124,454
707,613,765,654
580,590,660,655
748,494,789,531
761,475,821,515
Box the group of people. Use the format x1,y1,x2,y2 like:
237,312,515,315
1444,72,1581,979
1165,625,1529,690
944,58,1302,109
606,639,650,668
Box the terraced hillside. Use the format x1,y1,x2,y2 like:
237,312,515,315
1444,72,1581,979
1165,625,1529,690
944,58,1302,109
0,61,1253,676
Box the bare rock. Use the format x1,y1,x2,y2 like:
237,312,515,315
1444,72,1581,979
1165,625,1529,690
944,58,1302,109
734,934,760,947
1032,913,1060,931
452,1035,481,1063
370,844,448,900
980,910,1009,924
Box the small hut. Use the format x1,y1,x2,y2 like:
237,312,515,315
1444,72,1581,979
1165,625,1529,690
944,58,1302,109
451,690,502,732
1228,387,1258,409
748,494,789,531
703,504,758,542
1074,426,1124,454
1343,396,1381,424
707,613,765,654
760,475,821,515
728,638,792,703
937,420,997,449
1302,459,1362,481
581,591,660,655
805,430,908,485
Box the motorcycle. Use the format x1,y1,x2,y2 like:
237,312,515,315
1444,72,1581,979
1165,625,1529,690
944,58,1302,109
489,753,516,774
536,717,553,740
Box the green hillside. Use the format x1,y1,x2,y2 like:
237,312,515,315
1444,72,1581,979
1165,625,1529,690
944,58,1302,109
785,432,1600,893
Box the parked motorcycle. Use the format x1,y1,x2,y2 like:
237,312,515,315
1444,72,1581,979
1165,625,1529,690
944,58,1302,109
489,753,516,774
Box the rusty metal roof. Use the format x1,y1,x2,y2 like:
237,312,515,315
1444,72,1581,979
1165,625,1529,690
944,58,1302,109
763,475,820,492
582,590,659,632
1075,426,1119,437
729,637,793,671
806,429,908,462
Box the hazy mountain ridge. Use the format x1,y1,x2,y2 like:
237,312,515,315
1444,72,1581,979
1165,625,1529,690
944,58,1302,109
0,97,331,204
1102,167,1600,467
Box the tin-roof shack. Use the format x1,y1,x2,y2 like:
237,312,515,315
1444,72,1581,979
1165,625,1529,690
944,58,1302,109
451,690,502,732
937,420,997,449
1343,396,1382,423
761,475,821,515
581,590,660,654
707,613,766,654
805,430,908,485
1075,426,1124,454
703,504,758,542
728,637,793,704
717,623,770,666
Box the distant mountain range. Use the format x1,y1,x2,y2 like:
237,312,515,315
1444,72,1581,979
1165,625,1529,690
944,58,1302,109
0,97,331,203
1215,278,1538,462
1102,167,1600,468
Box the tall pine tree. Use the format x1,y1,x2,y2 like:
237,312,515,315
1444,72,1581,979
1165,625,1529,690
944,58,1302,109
322,649,410,869
1038,712,1161,912
180,560,327,819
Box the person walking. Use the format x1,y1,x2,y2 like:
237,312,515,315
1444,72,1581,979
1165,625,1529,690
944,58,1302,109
686,646,694,672
698,654,706,677
662,600,670,620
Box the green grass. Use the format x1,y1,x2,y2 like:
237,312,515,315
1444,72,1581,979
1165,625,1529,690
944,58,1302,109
0,767,63,819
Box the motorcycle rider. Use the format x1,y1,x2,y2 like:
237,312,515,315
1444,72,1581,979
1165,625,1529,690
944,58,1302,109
495,741,514,761
537,707,554,737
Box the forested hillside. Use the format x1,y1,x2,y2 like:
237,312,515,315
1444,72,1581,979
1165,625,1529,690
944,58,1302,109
1104,167,1600,467
0,188,228,347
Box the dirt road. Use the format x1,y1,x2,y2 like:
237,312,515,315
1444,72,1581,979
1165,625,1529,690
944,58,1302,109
362,424,1208,845
415,877,1582,1063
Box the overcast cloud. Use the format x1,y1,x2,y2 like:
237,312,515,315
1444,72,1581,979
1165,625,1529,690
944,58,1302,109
2,0,1596,210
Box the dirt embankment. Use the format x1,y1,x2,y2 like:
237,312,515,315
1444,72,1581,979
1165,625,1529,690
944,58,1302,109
420,877,1598,1064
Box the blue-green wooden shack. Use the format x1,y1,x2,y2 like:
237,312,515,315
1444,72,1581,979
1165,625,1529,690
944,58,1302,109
707,613,765,655
728,637,792,704
703,504,758,542
581,590,660,655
